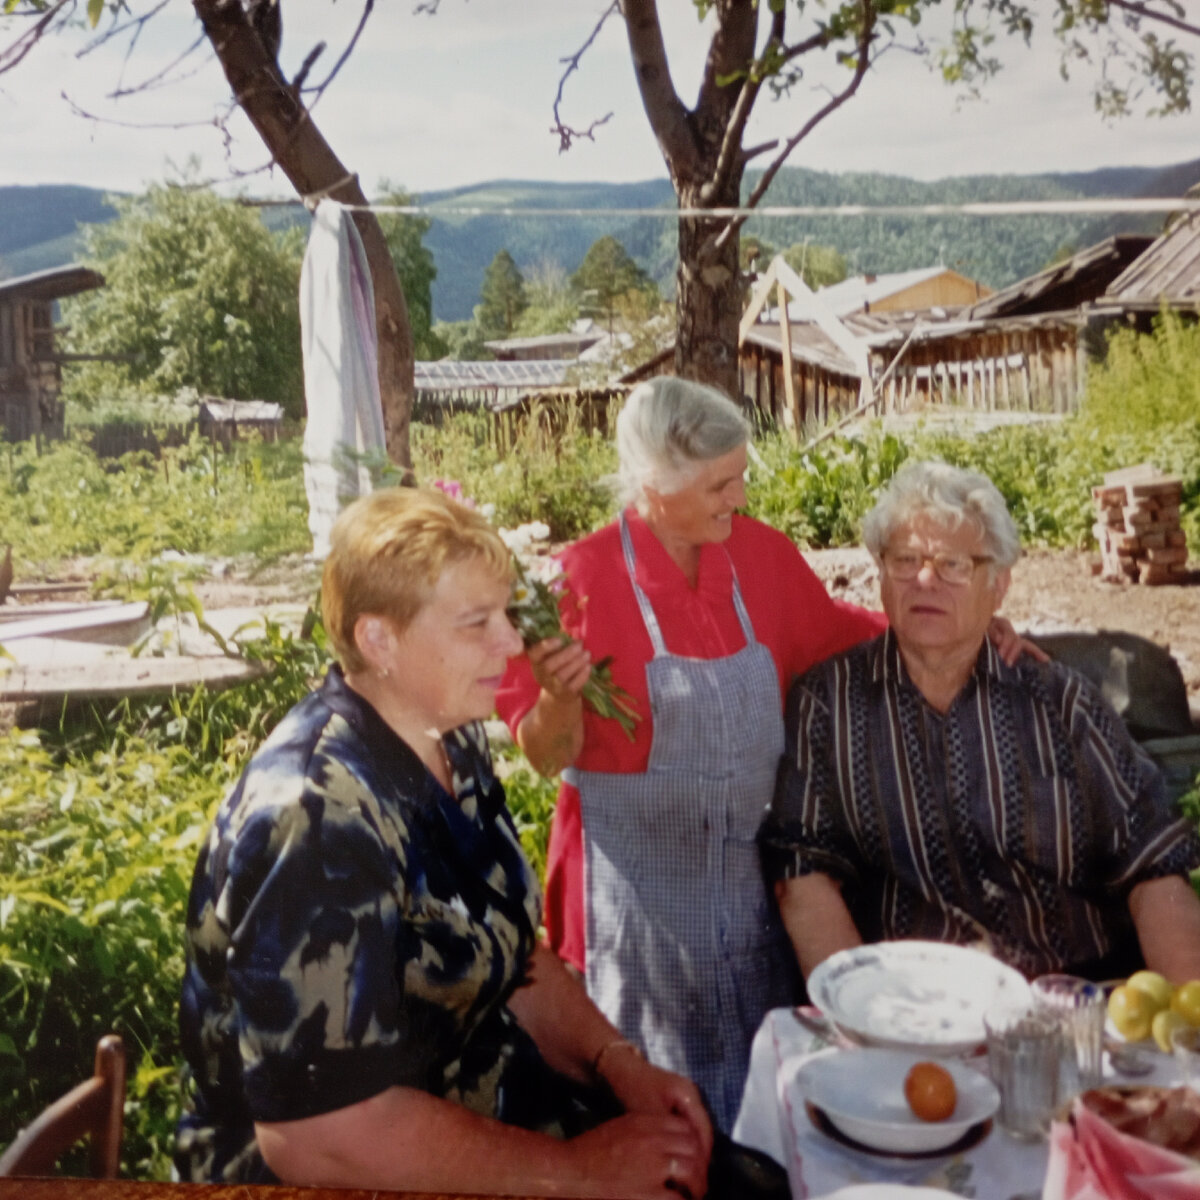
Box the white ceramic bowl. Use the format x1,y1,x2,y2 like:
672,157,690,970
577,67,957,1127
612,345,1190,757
789,1047,1000,1154
808,941,1031,1056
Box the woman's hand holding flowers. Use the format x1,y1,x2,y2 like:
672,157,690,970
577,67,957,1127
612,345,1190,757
528,636,593,701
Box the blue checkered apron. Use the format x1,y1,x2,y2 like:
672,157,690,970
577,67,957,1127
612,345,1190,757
565,514,799,1132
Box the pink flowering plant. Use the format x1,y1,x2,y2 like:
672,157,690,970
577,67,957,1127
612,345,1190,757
501,522,639,740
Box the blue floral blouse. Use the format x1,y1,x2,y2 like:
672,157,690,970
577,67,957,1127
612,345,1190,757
176,666,576,1183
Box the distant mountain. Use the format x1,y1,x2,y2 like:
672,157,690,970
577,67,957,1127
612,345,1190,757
0,185,121,276
3,160,1197,322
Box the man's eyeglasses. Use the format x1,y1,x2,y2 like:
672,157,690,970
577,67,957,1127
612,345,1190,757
882,550,993,586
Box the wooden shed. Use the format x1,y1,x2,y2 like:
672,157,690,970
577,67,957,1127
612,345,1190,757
197,397,284,447
0,266,104,442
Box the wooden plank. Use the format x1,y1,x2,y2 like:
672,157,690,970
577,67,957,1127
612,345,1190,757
0,655,267,704
0,602,149,645
776,281,799,435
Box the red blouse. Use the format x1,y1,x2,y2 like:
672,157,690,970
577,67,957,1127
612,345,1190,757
495,510,886,970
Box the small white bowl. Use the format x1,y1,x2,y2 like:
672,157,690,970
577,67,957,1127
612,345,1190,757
789,1047,1000,1154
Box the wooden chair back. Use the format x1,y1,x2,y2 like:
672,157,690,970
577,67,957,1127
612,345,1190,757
0,1035,125,1179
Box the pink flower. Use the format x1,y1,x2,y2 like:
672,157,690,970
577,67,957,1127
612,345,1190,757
431,479,474,508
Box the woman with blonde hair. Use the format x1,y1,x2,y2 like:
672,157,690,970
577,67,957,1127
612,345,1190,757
176,486,712,1198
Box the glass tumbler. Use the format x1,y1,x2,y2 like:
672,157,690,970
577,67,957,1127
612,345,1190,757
1031,973,1106,1094
984,1007,1062,1141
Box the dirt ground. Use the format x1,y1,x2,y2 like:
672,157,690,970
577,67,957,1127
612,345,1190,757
807,546,1200,717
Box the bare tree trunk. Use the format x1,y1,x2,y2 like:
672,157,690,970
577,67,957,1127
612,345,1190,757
193,0,413,470
675,176,743,399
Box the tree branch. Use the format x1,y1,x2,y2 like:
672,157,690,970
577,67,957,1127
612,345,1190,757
302,0,374,104
1106,0,1200,40
0,0,72,76
551,0,618,152
619,0,695,176
706,5,788,201
710,3,876,254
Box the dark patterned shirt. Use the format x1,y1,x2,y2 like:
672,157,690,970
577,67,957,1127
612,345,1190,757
760,631,1200,978
176,667,573,1183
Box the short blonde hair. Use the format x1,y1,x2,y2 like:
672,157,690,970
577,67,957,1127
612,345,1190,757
322,487,511,672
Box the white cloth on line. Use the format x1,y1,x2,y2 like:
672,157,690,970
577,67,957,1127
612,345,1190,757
299,199,387,559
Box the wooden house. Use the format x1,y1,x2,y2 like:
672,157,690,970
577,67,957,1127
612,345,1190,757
805,266,991,317
1090,211,1200,329
0,266,104,442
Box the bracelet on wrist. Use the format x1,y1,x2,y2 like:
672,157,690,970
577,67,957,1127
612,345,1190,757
591,1038,642,1081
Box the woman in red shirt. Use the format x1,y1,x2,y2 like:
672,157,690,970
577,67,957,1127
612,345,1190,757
496,377,885,1132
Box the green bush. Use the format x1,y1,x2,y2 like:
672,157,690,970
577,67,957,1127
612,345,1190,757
0,608,331,1177
0,728,228,1177
0,434,309,572
412,409,618,543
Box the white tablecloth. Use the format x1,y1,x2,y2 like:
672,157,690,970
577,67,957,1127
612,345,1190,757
732,1007,1184,1200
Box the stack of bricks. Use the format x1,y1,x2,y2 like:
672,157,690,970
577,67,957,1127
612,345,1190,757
1092,464,1188,585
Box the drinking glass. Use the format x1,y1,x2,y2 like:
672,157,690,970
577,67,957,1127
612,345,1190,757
1031,973,1106,1094
984,1007,1062,1140
1171,1024,1200,1090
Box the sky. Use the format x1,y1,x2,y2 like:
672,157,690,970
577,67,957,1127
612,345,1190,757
2,1,1200,203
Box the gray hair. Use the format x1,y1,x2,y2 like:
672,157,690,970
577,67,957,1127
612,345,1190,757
614,377,750,508
861,461,1022,572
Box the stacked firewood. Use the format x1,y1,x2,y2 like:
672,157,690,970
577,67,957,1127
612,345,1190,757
1092,465,1188,585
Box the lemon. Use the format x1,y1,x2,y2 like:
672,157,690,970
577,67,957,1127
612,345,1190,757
1108,984,1155,1042
1127,970,1174,1014
1170,980,1200,1028
1152,1008,1188,1052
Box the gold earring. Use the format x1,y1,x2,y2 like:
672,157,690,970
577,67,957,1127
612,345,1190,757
376,665,390,680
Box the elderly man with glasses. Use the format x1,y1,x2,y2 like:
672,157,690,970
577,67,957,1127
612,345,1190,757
760,460,1200,984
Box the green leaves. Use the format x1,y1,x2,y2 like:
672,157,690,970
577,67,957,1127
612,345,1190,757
62,177,305,415
86,0,105,27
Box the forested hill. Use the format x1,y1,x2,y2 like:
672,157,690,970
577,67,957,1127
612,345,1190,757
3,158,1197,322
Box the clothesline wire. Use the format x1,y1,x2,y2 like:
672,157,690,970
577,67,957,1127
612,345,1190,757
279,197,1200,219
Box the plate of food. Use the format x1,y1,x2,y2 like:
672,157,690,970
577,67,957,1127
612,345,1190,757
787,1047,1000,1154
807,941,1031,1055
1074,1085,1200,1158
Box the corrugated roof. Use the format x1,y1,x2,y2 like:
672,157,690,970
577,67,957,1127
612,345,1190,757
0,265,105,304
969,235,1155,319
414,359,574,390
198,399,283,422
1104,213,1200,305
483,331,603,355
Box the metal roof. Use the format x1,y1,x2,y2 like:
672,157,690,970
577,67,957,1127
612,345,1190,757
414,359,574,390
969,235,1155,320
1103,213,1200,306
198,398,283,422
483,331,604,356
0,265,105,305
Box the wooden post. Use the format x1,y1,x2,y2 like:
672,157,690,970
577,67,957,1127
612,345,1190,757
776,282,799,436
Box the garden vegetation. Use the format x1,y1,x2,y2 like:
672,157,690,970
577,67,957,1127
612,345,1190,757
0,311,1197,1176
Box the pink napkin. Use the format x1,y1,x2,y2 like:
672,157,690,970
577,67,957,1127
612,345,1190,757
1043,1098,1200,1200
